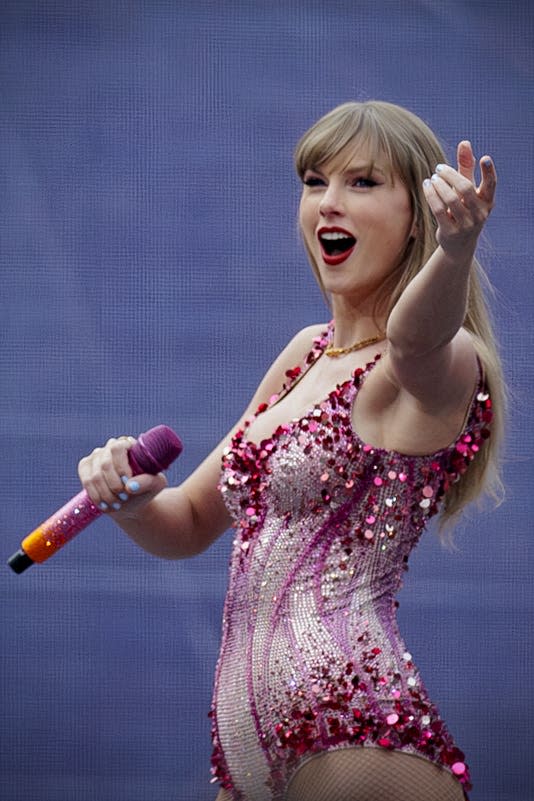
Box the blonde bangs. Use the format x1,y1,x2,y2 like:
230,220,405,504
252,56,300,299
294,103,393,181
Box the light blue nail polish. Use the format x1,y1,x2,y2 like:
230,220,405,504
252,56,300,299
127,480,140,492
112,502,122,511
121,475,129,485
98,501,109,511
435,163,446,172
483,158,492,167
423,178,432,188
431,173,439,183
118,492,128,502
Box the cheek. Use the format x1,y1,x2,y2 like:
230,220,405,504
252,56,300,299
298,200,316,241
399,195,415,236
388,201,414,244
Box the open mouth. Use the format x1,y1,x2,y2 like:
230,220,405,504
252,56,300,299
318,228,356,265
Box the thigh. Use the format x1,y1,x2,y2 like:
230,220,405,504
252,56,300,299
286,746,465,801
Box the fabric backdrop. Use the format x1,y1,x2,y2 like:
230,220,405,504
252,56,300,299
1,2,532,800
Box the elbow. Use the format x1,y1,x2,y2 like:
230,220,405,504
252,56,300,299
386,316,456,361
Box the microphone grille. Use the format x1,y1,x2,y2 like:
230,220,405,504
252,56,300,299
129,425,183,474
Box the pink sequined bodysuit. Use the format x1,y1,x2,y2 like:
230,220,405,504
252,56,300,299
210,326,492,801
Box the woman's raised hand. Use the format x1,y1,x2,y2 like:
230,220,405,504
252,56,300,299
422,140,496,263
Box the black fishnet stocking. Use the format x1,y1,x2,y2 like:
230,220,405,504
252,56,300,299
214,746,466,801
286,747,466,801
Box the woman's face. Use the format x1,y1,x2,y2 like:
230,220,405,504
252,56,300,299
299,143,415,307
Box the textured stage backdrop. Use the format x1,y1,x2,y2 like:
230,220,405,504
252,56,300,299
1,2,533,800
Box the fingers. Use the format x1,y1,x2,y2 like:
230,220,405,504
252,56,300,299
78,437,132,511
423,154,496,224
78,436,166,513
426,167,481,223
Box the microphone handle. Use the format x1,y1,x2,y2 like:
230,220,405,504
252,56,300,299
10,490,102,571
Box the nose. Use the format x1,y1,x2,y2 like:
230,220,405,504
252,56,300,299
319,182,344,217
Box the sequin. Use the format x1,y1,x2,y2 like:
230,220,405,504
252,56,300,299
210,323,488,800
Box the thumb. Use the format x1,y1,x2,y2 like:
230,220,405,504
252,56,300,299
457,140,475,183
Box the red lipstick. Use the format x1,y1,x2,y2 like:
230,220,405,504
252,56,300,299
317,226,356,266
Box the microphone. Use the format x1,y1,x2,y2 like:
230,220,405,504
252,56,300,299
7,425,183,574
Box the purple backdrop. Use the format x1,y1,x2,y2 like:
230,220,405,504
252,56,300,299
1,1,533,800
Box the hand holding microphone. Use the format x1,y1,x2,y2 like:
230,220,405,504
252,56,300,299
8,425,183,574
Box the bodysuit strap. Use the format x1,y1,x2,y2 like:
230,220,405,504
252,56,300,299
271,321,332,406
457,356,487,437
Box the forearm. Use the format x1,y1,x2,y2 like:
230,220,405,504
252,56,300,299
387,245,473,356
110,483,228,560
387,145,495,359
109,486,197,559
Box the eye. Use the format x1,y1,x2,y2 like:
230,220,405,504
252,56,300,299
350,177,378,188
302,172,326,187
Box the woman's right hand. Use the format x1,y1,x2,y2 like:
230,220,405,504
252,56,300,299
78,436,168,518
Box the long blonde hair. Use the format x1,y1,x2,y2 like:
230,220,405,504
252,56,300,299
294,100,505,524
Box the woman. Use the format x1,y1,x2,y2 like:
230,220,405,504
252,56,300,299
78,101,503,801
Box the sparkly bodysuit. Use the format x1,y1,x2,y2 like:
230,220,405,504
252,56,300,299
210,326,492,801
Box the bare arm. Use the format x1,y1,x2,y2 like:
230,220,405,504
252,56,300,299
385,141,496,408
77,324,324,559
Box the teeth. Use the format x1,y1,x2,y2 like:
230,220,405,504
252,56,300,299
320,231,353,240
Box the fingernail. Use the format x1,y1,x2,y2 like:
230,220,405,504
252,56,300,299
112,502,122,511
118,492,129,502
431,173,439,183
483,157,492,168
127,480,140,492
98,501,109,511
435,163,446,172
121,475,129,485
423,178,432,188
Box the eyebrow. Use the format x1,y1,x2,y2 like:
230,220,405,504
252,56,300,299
306,163,386,177
343,164,386,177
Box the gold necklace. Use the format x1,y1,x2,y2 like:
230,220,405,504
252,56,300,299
324,333,385,358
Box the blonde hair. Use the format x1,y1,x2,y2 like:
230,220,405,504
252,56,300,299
294,100,505,525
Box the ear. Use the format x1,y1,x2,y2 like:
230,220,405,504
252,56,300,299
408,203,419,240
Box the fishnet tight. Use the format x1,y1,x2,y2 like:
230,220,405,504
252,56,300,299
214,746,466,801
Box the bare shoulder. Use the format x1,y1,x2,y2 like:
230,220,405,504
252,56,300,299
265,322,329,372
245,322,329,410
284,322,330,354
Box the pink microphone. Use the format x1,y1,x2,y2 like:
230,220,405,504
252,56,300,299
7,425,183,574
